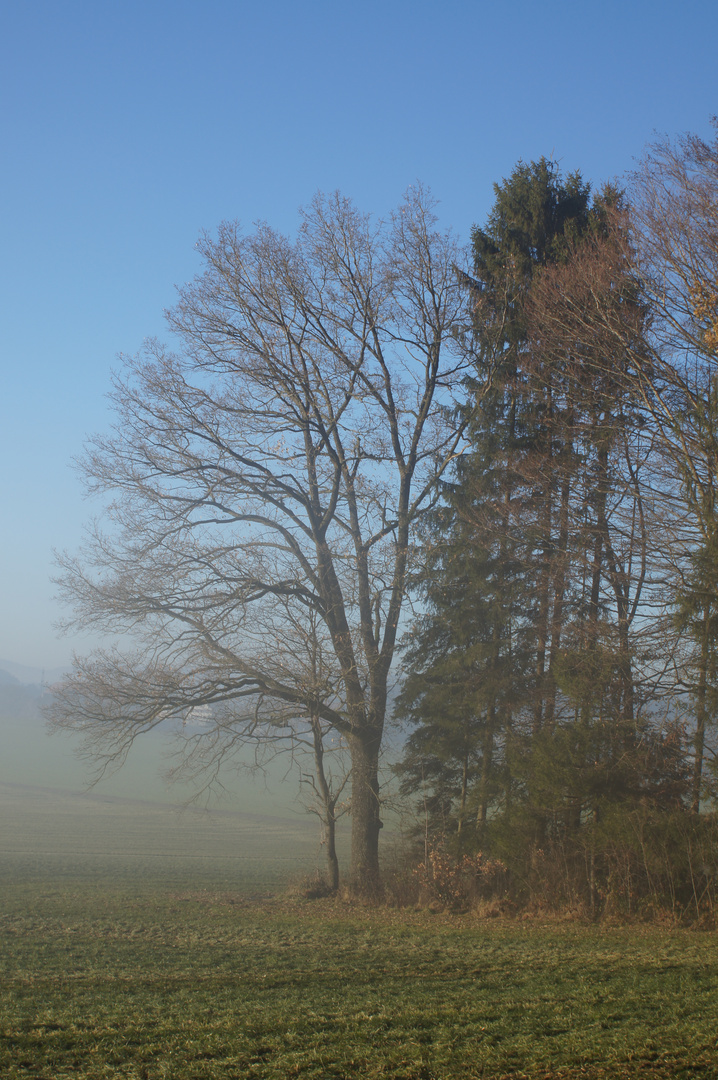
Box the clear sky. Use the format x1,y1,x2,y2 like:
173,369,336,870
2,0,717,670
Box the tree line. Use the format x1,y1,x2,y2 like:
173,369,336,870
49,122,718,911
394,127,718,916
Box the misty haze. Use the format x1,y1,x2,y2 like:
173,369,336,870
4,2,718,1077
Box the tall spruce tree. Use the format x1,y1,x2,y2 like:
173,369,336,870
396,162,665,870
396,160,595,850
470,160,593,737
394,158,711,915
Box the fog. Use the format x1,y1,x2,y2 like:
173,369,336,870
1,672,302,812
0,660,342,889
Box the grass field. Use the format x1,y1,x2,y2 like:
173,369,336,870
0,780,329,893
3,784,718,1079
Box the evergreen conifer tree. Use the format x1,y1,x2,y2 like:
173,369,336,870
396,160,595,850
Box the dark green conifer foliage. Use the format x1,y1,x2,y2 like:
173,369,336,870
394,465,528,847
396,160,596,852
470,161,593,734
392,145,718,917
396,161,679,887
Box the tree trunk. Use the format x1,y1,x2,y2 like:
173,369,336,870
533,529,551,736
325,813,340,892
545,471,571,729
692,606,710,813
457,752,469,841
310,714,342,892
476,705,495,835
348,730,383,896
532,384,556,736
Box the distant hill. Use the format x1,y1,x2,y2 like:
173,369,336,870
0,659,66,722
0,664,322,821
0,681,45,722
0,659,67,686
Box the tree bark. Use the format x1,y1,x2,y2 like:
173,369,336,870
691,606,710,813
310,713,343,891
348,730,383,896
325,815,340,892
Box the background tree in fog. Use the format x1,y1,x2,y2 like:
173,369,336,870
48,188,478,895
164,597,351,890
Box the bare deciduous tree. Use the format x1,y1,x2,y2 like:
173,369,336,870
627,123,718,810
521,132,718,812
48,188,478,894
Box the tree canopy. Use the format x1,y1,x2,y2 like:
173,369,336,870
394,144,718,914
49,188,480,894
49,128,718,911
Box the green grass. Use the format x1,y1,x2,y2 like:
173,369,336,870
0,779,337,893
3,858,718,1079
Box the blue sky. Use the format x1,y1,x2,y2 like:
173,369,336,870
2,0,717,670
